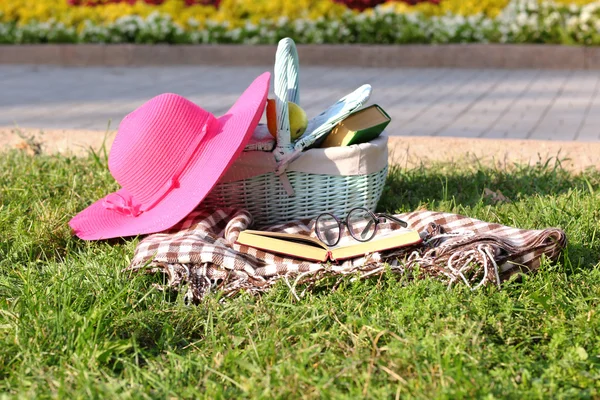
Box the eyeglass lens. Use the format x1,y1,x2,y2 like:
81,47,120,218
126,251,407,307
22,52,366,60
348,208,377,242
316,213,341,246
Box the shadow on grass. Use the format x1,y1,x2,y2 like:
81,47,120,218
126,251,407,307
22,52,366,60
559,242,600,276
378,158,600,212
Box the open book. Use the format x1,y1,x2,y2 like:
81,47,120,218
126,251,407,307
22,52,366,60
236,228,422,262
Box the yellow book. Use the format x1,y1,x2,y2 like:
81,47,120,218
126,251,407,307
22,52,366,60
236,229,422,262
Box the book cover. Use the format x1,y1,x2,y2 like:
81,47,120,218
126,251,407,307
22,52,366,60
236,228,422,262
320,104,391,148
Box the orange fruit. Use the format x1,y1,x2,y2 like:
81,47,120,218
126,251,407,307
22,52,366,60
266,98,277,138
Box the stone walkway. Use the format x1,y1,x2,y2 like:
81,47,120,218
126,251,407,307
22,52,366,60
1,65,599,141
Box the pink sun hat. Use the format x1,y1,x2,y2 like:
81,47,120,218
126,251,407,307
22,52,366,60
70,72,270,240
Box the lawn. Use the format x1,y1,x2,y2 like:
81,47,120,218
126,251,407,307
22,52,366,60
1,149,599,398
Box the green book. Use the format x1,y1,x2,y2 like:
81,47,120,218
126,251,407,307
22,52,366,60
320,104,391,148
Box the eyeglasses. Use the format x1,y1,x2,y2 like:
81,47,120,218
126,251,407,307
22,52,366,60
315,207,408,247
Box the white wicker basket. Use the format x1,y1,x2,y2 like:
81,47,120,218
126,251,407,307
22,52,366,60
205,136,389,227
204,38,389,227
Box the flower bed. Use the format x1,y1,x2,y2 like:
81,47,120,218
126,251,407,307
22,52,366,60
67,0,221,5
0,0,600,45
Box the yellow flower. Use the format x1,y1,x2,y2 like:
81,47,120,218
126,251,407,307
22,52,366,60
212,0,348,26
0,0,218,30
0,0,346,28
2,0,600,31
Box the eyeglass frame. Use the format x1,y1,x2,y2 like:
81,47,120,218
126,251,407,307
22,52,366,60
315,207,408,247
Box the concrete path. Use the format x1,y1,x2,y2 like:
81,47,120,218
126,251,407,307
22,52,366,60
1,65,599,141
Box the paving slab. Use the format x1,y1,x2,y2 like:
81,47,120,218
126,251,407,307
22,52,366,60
3,44,600,70
0,65,599,142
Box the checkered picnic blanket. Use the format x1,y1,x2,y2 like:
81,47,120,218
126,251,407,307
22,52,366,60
128,208,566,304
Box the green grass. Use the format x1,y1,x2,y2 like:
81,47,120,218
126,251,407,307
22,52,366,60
1,150,600,399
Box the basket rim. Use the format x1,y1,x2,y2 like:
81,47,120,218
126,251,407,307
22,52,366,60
219,134,389,184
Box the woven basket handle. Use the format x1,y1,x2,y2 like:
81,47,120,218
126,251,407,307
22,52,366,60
273,38,300,161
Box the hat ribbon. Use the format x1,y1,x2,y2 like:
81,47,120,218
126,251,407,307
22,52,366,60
102,118,214,217
102,192,143,217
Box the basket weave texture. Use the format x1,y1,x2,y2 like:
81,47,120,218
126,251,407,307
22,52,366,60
206,167,388,227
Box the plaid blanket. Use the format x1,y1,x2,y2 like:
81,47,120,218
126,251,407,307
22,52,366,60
128,208,567,304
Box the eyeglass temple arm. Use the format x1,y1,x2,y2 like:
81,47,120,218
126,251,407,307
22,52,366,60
382,214,408,228
360,214,409,238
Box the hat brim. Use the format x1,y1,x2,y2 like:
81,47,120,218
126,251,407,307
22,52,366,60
69,72,270,240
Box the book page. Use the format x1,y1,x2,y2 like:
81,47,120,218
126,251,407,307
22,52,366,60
329,229,412,249
344,107,390,132
330,229,422,261
236,230,329,262
242,230,327,250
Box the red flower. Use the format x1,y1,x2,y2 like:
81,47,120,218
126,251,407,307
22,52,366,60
332,0,439,11
184,0,221,5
